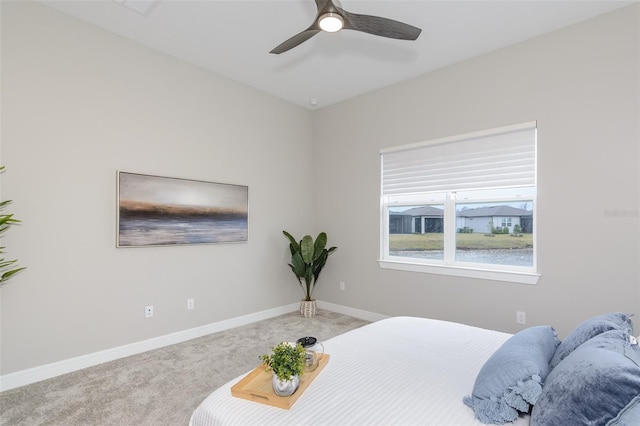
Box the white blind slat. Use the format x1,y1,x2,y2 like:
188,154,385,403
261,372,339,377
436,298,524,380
381,124,536,196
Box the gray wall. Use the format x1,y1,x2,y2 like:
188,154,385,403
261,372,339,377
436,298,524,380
0,2,314,375
312,4,640,337
1,2,638,377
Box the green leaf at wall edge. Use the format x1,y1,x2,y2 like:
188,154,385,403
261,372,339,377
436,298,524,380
0,267,26,283
282,230,300,253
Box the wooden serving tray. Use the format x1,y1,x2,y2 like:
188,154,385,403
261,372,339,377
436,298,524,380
231,354,330,409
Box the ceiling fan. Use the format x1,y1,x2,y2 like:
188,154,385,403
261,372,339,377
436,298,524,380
270,0,422,54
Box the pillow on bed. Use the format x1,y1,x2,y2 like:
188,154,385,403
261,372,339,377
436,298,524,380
530,329,640,426
549,312,634,369
607,396,640,426
463,326,560,425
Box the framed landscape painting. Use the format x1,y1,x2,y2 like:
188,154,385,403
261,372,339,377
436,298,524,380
117,171,248,247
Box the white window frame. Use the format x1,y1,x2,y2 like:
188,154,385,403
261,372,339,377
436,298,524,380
379,123,539,285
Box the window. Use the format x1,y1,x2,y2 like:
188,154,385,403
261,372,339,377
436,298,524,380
500,218,512,229
379,122,539,284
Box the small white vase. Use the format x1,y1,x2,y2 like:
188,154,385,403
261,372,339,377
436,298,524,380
272,374,300,396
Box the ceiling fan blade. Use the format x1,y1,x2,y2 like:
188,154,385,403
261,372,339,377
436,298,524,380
342,11,421,40
270,28,321,54
270,0,329,54
270,0,420,54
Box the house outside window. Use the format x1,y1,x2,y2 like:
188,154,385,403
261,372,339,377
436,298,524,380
379,122,539,284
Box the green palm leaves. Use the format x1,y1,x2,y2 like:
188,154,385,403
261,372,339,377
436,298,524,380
0,166,25,286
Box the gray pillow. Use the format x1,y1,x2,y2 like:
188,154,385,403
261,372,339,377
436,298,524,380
550,312,634,369
531,329,640,426
463,326,560,424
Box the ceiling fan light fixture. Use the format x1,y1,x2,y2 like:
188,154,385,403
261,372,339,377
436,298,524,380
318,12,344,32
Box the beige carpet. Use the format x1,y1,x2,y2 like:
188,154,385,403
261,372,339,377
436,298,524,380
0,309,370,426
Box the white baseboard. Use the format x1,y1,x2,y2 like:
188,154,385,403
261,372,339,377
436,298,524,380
0,302,299,392
317,301,389,323
0,301,386,392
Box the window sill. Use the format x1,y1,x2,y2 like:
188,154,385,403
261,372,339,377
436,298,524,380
378,259,540,285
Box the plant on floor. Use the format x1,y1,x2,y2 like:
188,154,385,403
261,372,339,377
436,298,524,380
283,230,337,301
0,166,25,286
260,341,306,382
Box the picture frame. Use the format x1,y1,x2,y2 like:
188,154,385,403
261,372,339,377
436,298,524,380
117,171,248,247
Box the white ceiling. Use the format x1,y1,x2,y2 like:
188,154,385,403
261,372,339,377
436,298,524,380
39,0,635,109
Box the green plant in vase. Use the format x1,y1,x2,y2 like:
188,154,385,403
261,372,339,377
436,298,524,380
260,341,306,396
283,230,337,318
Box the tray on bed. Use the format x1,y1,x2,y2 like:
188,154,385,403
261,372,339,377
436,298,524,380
231,354,330,409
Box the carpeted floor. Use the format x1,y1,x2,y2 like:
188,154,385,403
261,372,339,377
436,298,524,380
0,309,370,426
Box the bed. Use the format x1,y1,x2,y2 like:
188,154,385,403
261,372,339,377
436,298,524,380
190,316,529,425
190,313,639,426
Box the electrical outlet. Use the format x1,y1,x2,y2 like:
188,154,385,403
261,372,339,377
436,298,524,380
187,298,195,310
145,305,153,318
339,281,346,291
516,311,526,325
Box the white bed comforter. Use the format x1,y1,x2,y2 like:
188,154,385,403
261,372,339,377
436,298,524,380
190,316,531,426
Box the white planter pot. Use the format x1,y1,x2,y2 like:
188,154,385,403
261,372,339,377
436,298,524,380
300,299,317,318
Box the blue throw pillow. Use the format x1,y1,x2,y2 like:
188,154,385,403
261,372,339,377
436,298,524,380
607,395,640,426
531,330,640,426
550,312,634,369
463,326,560,424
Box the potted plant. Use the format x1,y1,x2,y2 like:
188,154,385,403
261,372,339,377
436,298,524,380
260,341,306,396
0,166,25,286
283,230,337,318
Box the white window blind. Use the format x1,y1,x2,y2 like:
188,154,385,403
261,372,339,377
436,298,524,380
381,122,536,196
